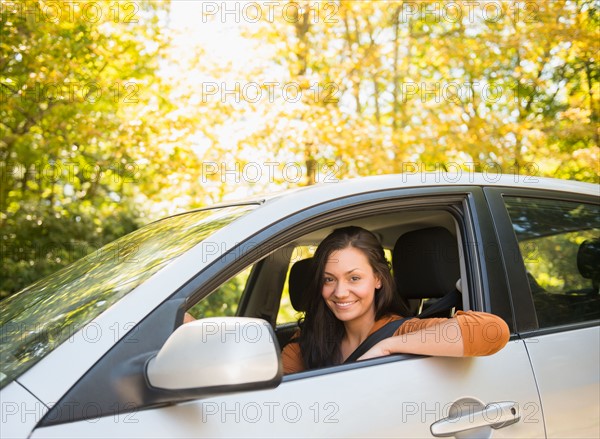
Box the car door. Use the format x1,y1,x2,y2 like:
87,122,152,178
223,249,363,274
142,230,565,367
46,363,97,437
486,187,600,438
31,187,545,438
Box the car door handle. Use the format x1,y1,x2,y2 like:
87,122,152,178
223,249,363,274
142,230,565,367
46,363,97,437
430,401,520,437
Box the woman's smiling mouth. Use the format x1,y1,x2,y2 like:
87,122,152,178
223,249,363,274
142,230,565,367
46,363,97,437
334,300,358,309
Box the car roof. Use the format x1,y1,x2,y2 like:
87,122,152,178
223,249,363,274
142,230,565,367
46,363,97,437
262,173,598,205
154,173,597,226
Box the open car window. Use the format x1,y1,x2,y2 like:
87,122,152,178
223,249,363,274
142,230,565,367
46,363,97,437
187,265,254,319
184,202,475,366
276,245,316,325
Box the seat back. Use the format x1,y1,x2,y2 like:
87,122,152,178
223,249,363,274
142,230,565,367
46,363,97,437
393,227,461,316
275,257,313,348
578,238,600,291
288,257,314,312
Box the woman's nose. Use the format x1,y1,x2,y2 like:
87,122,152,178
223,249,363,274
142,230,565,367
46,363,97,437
333,281,350,297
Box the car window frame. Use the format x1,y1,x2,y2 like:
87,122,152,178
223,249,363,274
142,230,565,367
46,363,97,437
254,188,516,381
483,186,600,336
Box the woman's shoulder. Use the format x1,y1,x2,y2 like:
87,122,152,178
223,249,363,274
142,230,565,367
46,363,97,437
370,313,408,334
377,313,406,322
281,331,305,374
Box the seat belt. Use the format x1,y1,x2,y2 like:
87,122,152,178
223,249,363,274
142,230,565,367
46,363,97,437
343,317,410,364
342,288,461,364
417,288,462,319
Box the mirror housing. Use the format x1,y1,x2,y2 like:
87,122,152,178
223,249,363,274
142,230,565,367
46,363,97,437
146,317,282,392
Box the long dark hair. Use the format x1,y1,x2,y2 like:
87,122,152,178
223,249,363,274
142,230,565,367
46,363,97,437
298,226,410,369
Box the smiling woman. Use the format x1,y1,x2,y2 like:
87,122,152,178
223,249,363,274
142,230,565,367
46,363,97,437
281,226,510,374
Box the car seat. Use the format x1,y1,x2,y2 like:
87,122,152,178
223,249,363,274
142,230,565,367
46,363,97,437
288,257,313,313
577,238,600,294
392,227,462,318
276,257,313,348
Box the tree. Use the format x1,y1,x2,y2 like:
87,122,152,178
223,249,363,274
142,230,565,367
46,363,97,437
0,0,172,298
234,1,599,181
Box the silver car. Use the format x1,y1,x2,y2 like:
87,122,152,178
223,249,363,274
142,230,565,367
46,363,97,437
1,173,599,438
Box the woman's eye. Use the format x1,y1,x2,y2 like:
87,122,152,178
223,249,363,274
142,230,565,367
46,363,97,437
350,276,360,282
323,277,334,283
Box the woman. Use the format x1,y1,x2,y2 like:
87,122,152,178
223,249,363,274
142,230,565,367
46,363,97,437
282,226,510,374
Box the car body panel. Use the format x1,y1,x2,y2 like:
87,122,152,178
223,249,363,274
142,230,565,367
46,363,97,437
1,381,48,438
31,341,544,438
524,326,600,438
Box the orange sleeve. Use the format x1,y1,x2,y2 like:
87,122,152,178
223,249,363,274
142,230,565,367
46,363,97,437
394,310,510,356
281,341,305,374
454,310,510,356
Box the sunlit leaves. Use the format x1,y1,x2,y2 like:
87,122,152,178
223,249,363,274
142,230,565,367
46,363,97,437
229,0,599,182
0,1,171,298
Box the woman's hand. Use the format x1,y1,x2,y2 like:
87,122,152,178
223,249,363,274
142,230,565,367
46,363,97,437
357,339,393,361
183,312,196,323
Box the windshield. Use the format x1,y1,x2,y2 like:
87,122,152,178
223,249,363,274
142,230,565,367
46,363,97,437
0,204,257,389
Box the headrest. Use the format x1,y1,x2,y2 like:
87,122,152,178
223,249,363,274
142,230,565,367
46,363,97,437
288,258,314,312
393,227,460,299
577,238,600,282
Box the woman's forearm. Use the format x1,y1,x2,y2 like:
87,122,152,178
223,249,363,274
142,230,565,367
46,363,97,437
360,311,510,361
379,319,465,357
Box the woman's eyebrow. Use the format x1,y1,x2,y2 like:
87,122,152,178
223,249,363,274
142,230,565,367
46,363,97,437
324,268,361,276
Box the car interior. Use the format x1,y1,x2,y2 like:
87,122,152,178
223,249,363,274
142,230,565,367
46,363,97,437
226,209,467,350
528,236,600,327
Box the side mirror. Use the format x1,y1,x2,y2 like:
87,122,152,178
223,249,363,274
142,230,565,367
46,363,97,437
146,317,282,392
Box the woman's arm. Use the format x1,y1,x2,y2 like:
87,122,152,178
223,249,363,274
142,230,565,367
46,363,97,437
358,319,464,360
358,311,509,360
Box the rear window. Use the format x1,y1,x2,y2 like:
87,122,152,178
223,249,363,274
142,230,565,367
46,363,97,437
504,197,599,327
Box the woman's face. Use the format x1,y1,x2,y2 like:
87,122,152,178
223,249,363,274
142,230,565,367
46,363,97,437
321,246,381,326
